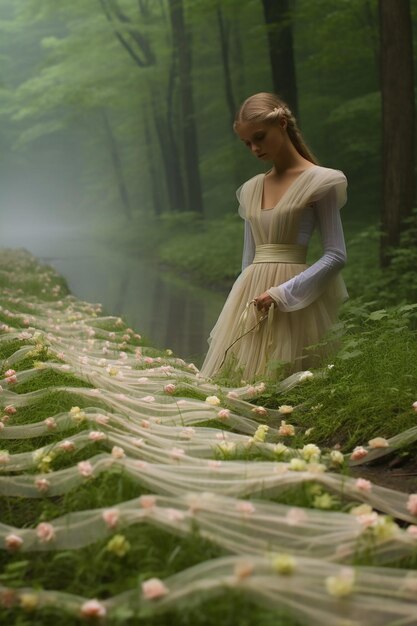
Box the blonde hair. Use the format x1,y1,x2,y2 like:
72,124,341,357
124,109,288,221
234,92,318,164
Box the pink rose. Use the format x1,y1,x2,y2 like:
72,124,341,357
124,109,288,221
236,501,256,516
357,512,379,528
59,440,75,452
142,578,169,600
4,405,16,415
44,417,56,430
166,508,185,522
102,509,120,529
350,446,368,461
251,406,267,416
5,369,15,377
285,507,308,526
278,420,295,437
5,534,23,552
36,522,56,543
35,478,50,493
80,599,107,619
164,384,176,394
407,494,417,516
407,525,417,538
88,431,106,442
217,409,230,420
139,495,156,509
355,478,372,492
227,391,238,399
6,375,16,384
111,446,125,459
78,461,93,478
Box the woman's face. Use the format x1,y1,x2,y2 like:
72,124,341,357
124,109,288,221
236,121,286,161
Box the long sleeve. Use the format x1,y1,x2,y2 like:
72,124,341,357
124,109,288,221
241,219,256,271
267,185,347,311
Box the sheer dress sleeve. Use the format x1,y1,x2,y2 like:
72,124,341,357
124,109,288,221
241,220,255,271
267,185,347,311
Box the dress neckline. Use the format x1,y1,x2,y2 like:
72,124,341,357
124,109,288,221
260,165,318,211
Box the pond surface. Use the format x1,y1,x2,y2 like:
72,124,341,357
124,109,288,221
0,229,227,366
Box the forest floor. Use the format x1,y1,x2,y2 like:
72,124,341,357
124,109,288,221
1,248,417,625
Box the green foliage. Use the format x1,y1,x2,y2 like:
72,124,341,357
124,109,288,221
259,303,417,450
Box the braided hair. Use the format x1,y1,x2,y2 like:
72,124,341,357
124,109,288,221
234,92,318,165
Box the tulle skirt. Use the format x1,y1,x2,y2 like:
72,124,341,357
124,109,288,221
200,262,347,383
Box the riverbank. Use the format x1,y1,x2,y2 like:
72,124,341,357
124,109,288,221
97,211,387,301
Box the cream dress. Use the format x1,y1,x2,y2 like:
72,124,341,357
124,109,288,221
200,165,348,382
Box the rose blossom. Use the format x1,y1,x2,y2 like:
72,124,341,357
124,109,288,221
236,501,256,516
278,405,294,415
36,522,56,543
35,478,50,493
278,420,295,436
88,431,106,442
102,508,120,529
355,478,372,492
164,384,176,394
44,417,56,430
111,446,125,459
59,440,75,452
350,446,368,461
78,460,93,478
139,495,156,509
407,525,417,538
4,405,16,415
205,395,220,406
217,409,230,420
5,534,23,552
285,507,308,526
368,437,389,449
142,578,169,600
251,406,267,416
407,494,417,516
80,599,107,619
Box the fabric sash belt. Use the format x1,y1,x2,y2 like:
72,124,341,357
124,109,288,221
253,243,307,264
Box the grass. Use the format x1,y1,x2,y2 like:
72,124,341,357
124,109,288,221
0,248,417,625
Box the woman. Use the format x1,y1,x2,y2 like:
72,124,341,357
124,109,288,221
200,92,348,382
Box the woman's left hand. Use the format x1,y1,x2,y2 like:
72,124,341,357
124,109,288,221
254,292,275,313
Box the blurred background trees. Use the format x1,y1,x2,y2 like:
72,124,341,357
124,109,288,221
0,0,415,268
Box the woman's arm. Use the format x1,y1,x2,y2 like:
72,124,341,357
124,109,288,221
267,186,347,311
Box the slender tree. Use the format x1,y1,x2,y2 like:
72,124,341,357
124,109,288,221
378,0,415,267
102,110,133,221
261,0,298,117
216,3,237,129
168,0,203,214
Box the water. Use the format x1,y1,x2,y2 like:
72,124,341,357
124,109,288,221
0,229,227,365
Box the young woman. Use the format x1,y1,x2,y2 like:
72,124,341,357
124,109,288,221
200,92,348,382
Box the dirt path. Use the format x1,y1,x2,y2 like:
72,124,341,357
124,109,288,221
350,460,417,493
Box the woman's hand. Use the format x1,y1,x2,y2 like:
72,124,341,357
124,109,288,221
253,292,275,313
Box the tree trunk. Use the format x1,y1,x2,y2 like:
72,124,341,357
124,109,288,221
379,0,415,267
261,0,298,118
102,111,132,221
168,0,204,213
216,4,237,129
144,119,163,215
